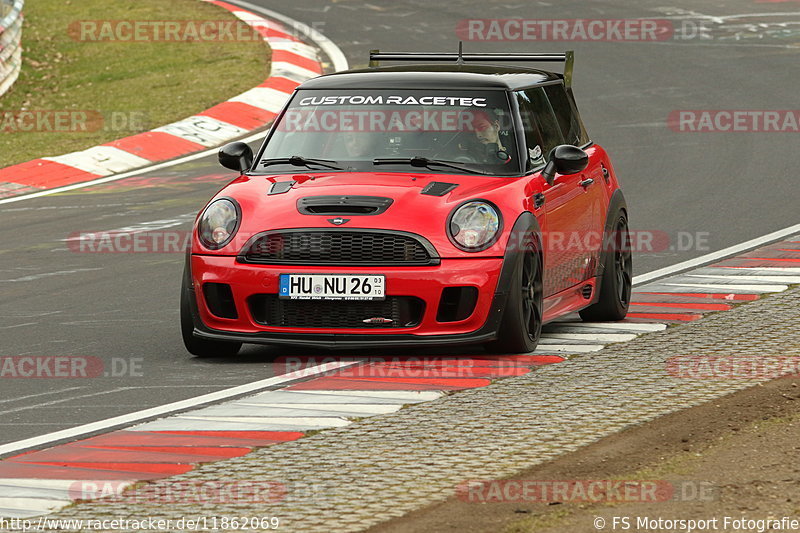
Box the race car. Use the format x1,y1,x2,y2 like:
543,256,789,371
180,48,632,356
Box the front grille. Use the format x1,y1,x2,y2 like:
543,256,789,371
248,295,425,329
240,230,437,266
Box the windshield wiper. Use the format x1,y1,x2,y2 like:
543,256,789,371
372,156,491,176
260,156,344,171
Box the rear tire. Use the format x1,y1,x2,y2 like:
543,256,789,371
579,211,632,322
487,246,544,354
181,275,241,358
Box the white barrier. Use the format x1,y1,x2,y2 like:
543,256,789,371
0,0,24,98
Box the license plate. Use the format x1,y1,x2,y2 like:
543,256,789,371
279,274,385,301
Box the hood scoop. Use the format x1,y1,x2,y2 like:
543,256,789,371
297,196,394,216
421,182,459,197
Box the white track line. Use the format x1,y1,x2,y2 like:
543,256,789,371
712,267,800,274
182,404,394,417
549,321,668,332
658,282,788,293
237,403,402,415
686,274,800,283
542,332,638,342
712,267,800,276
535,345,605,353
632,223,800,286
238,390,441,404
0,360,356,459
0,478,115,498
0,497,72,516
163,415,351,427
131,416,351,432
284,390,443,401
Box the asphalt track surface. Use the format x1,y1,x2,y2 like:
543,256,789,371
0,0,797,446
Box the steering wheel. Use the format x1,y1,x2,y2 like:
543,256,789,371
452,154,478,164
435,132,489,164
431,131,471,159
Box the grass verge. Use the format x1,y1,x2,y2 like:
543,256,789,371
0,0,270,167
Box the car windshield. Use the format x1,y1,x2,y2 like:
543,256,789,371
257,89,519,176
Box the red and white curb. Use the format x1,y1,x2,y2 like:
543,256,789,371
1,237,798,517
0,0,321,200
627,238,800,322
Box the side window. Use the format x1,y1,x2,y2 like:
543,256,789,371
515,87,564,169
543,83,586,146
515,91,544,168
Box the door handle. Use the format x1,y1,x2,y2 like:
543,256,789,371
533,193,545,209
579,178,594,188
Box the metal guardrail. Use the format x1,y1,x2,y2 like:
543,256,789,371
0,0,24,98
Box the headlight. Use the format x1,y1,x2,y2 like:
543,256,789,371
447,200,501,251
198,198,240,249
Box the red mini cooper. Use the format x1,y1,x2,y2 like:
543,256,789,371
181,50,632,356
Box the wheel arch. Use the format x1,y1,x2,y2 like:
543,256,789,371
495,210,543,303
590,188,628,304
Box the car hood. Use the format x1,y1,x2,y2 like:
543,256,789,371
201,170,529,258
234,170,515,203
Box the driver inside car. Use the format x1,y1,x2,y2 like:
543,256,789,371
342,130,371,158
469,110,510,161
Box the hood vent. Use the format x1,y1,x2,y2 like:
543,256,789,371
297,196,393,216
421,182,459,197
269,180,296,195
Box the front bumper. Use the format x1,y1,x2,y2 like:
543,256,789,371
185,254,516,349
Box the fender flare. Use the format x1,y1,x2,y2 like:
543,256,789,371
491,211,543,316
592,189,628,300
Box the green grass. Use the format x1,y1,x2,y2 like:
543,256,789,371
0,0,270,167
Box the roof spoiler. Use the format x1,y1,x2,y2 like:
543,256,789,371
368,44,575,87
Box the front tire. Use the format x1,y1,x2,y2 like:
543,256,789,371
579,212,632,321
487,247,544,354
181,275,241,358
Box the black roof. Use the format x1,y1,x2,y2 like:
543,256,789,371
298,64,562,91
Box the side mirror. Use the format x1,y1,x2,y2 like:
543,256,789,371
219,142,253,173
541,145,589,186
